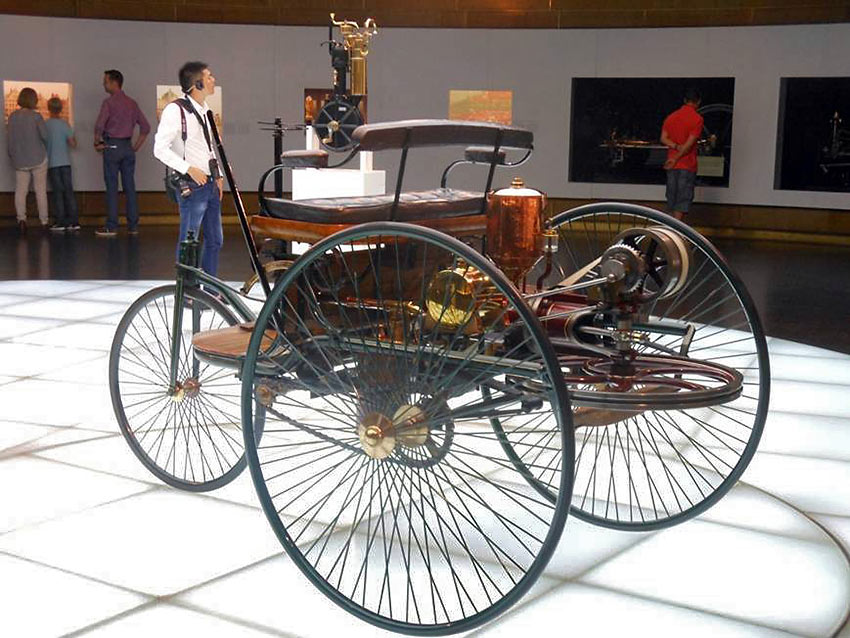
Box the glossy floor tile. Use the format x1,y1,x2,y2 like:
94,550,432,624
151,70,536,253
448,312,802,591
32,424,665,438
76,604,281,638
0,554,148,638
0,280,848,638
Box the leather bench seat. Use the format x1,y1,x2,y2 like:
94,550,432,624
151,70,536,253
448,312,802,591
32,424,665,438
262,188,485,224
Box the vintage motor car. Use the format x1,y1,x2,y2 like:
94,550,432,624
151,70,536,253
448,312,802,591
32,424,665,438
110,116,769,635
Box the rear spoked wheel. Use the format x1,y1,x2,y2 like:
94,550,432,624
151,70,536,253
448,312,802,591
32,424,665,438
241,222,573,634
533,203,769,530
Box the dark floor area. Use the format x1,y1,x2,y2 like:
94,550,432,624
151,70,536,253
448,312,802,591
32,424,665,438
1,225,849,354
712,236,850,355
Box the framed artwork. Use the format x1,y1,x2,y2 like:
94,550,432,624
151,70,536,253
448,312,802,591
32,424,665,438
4,81,73,126
449,90,512,125
156,85,222,130
775,77,850,192
569,77,735,187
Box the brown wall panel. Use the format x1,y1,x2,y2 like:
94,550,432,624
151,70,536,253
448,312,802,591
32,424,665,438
174,4,280,24
462,0,551,11
547,198,850,243
2,193,849,244
353,10,467,28
557,9,651,28
0,0,76,17
751,5,850,24
366,0,455,10
1,0,849,27
643,9,756,28
77,1,176,21
466,10,560,28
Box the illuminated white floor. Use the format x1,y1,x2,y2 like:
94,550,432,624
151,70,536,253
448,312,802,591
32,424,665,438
1,280,849,638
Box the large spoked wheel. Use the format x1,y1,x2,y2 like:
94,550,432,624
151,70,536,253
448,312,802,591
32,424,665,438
110,285,248,491
242,222,573,635
535,203,769,531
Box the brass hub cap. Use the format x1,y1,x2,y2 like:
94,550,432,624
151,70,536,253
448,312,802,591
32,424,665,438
393,405,429,447
358,412,396,459
182,378,201,399
256,384,276,407
171,378,201,403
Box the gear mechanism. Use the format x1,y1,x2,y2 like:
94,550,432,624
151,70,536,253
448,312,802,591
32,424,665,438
600,242,646,297
600,226,690,304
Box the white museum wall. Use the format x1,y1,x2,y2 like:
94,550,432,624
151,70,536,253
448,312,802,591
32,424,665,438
0,14,848,210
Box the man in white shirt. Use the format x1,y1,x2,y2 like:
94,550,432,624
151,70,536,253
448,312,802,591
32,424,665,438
153,61,224,276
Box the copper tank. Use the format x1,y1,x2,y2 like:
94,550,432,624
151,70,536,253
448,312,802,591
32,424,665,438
486,177,546,285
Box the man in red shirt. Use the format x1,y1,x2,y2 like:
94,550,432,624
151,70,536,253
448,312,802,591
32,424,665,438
660,88,703,221
93,69,150,236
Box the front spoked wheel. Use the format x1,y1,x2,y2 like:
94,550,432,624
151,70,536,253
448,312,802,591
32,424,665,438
537,203,769,530
241,222,573,634
110,285,247,491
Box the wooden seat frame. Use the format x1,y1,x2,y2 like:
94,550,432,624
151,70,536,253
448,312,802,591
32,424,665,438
193,119,534,362
253,119,533,242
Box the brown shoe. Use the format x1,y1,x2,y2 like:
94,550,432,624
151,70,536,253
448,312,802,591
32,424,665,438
18,220,27,235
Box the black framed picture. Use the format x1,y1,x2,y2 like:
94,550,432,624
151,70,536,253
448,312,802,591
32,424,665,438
775,77,850,192
569,77,735,187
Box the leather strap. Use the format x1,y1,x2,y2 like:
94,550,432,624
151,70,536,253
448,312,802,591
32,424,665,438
173,98,212,151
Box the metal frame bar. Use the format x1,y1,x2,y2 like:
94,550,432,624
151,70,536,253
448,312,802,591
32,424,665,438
440,147,533,188
480,128,504,215
208,112,271,299
389,127,411,222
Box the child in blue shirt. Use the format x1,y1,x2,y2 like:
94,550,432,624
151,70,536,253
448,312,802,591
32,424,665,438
46,97,79,231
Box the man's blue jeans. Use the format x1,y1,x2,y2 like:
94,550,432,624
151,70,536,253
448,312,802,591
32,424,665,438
176,180,222,276
103,138,138,231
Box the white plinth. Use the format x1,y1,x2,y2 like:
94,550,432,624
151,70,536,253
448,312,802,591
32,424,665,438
292,167,386,200
292,143,385,201
294,126,385,200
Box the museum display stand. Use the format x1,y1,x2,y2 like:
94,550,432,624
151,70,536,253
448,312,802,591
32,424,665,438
291,125,385,200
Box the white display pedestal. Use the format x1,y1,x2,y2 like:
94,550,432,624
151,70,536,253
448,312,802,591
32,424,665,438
292,126,386,201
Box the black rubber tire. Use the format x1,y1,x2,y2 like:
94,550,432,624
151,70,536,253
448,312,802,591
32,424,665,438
110,284,249,492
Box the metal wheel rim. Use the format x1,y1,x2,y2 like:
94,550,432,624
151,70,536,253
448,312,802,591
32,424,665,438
241,222,574,634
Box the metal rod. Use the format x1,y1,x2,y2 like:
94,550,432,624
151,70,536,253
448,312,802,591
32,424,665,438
206,110,272,299
168,232,199,392
481,128,504,215
390,128,411,221
537,307,593,322
523,276,611,300
273,117,283,198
